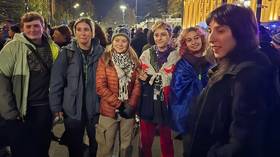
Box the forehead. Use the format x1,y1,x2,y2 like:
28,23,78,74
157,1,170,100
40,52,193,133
208,20,226,29
54,29,63,35
113,35,128,41
154,28,169,34
186,31,199,38
23,20,43,27
76,22,91,29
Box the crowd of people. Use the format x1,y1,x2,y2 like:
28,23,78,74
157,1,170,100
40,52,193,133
0,3,280,157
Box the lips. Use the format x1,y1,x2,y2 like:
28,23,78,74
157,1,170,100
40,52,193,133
191,45,199,49
211,45,221,51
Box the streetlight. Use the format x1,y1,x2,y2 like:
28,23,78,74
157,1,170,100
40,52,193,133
80,12,85,17
120,5,127,24
73,3,80,9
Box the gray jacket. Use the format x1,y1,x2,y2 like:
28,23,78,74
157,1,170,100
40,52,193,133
49,38,104,120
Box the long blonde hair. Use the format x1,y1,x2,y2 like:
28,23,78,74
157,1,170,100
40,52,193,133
103,44,140,70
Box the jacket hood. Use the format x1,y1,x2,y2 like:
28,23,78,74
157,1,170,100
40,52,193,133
13,33,54,49
13,33,33,45
64,38,104,57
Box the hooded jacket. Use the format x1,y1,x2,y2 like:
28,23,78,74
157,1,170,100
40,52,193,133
49,38,104,120
0,33,59,120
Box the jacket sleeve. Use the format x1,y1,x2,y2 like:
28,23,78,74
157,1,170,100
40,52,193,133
0,43,19,119
49,48,68,113
128,71,141,109
96,57,122,107
207,67,268,157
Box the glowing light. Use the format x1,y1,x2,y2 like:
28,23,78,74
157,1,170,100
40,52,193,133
80,12,85,16
73,3,80,9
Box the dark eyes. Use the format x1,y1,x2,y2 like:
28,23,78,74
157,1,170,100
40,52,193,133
76,28,90,32
207,28,225,34
154,33,168,37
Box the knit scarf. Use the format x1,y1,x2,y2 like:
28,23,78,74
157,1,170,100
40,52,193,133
112,51,134,101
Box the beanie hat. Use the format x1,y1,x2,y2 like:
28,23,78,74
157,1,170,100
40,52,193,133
272,33,280,45
112,25,131,43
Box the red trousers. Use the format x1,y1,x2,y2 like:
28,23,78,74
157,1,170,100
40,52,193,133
140,120,174,157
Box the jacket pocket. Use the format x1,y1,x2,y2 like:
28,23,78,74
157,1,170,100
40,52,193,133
95,124,106,145
63,90,77,116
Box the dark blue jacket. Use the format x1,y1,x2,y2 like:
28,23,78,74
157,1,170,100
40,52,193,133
49,38,104,120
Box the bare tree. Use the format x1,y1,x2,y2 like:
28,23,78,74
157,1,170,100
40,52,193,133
167,0,182,18
0,0,25,22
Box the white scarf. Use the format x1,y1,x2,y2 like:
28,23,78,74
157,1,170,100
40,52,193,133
112,51,134,101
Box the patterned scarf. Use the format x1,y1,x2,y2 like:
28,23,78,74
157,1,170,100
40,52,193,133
112,51,134,101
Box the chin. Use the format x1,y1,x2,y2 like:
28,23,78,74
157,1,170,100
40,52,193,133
27,36,41,40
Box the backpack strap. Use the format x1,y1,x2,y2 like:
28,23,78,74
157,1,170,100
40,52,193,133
25,43,50,72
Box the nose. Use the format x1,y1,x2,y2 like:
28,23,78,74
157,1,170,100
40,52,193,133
191,39,196,45
208,31,215,44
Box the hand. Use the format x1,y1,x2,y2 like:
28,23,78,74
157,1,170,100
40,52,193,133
53,112,64,125
139,70,148,81
119,104,134,119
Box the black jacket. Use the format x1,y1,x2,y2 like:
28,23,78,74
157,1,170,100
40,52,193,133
185,49,280,157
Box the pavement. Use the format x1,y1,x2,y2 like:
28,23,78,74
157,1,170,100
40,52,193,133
49,124,183,157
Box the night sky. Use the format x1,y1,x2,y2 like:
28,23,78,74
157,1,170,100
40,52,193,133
94,0,138,20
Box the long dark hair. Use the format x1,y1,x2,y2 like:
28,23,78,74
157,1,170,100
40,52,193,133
206,4,259,83
206,4,259,53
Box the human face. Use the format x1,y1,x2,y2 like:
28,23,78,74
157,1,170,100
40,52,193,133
22,20,44,42
8,29,15,38
153,28,171,51
208,20,236,59
185,31,203,55
52,30,66,44
112,35,129,53
75,22,94,47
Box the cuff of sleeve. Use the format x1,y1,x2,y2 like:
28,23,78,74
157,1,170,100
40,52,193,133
2,110,19,120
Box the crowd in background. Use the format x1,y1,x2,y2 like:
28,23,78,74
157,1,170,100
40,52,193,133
0,3,280,157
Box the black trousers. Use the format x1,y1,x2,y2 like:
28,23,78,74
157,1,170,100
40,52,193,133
0,119,25,157
64,114,99,157
0,105,52,157
24,105,53,157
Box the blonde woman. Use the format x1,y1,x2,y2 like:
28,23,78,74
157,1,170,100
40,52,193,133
95,26,141,157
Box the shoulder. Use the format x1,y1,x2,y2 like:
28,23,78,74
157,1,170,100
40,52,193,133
166,49,181,65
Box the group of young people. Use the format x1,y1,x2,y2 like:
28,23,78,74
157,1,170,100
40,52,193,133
0,3,280,157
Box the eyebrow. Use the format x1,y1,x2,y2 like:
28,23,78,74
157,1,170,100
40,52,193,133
211,25,226,29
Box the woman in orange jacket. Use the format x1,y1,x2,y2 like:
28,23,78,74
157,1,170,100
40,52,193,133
95,26,141,157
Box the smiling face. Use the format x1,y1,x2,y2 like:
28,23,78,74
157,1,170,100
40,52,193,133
185,31,203,55
112,35,129,53
22,20,44,42
208,20,236,59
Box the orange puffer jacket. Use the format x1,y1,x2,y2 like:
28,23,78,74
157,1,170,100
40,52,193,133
96,56,141,118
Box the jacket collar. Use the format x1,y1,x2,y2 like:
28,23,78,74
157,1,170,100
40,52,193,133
64,38,104,63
